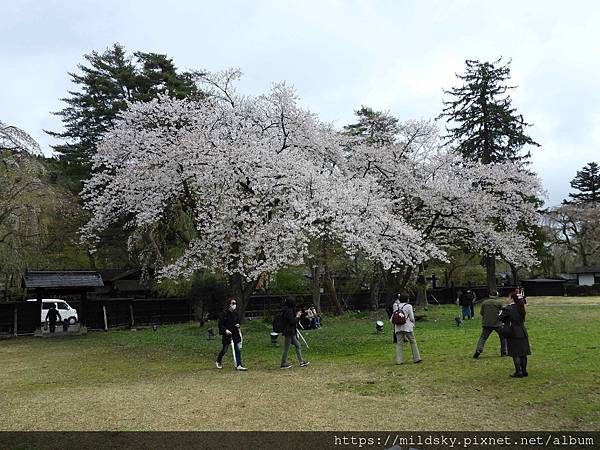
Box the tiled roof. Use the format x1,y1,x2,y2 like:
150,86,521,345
520,278,567,283
22,271,104,289
97,269,127,282
572,266,600,274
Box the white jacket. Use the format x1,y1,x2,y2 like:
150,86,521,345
391,302,415,333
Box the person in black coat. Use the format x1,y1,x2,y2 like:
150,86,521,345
459,289,475,319
215,298,247,371
45,304,62,333
499,293,531,378
280,297,309,369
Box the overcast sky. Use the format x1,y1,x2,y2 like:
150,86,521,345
2,0,599,206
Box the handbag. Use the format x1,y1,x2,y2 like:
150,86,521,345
498,322,514,338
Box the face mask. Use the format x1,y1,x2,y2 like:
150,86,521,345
230,304,237,311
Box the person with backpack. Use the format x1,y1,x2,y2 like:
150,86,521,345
215,297,247,371
499,292,531,378
45,303,62,333
278,296,310,369
390,295,422,365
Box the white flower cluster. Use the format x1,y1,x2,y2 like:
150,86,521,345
347,122,545,268
81,71,543,282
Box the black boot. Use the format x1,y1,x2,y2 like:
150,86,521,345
510,356,523,378
521,357,528,377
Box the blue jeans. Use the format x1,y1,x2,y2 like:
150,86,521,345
462,305,472,319
217,341,243,367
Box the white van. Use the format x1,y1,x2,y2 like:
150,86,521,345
27,299,79,325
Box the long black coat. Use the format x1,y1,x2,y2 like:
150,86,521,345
218,310,241,344
45,308,62,324
281,306,298,337
499,304,531,357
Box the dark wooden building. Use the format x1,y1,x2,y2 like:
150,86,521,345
571,266,600,286
520,278,567,296
96,268,152,298
21,270,104,333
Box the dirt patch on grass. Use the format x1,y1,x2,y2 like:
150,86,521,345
0,365,577,431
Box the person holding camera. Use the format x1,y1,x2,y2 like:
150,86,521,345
499,293,531,378
390,295,422,365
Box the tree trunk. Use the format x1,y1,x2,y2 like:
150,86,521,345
486,255,498,296
86,249,97,270
509,263,519,285
228,273,260,321
369,263,383,310
324,265,344,315
579,241,588,267
309,263,322,313
383,270,400,305
190,271,205,325
400,266,414,290
4,274,12,300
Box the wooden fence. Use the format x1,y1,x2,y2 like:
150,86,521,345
0,285,521,336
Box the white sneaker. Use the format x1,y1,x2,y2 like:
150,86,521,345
215,362,222,369
236,366,247,371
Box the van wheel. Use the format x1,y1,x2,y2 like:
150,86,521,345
68,317,77,325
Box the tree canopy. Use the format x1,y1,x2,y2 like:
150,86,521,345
47,43,199,172
567,162,600,205
438,58,539,165
80,72,544,316
343,106,399,146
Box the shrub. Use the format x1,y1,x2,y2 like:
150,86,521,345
564,283,600,296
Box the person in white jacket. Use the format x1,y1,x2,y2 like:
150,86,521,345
391,295,422,365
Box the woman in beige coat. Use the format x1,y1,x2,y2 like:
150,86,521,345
390,296,422,364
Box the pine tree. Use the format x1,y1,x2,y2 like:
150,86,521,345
47,43,198,172
438,58,539,165
45,44,200,269
567,162,600,205
343,106,399,146
438,58,540,295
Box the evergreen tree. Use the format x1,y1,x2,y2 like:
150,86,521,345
343,105,399,146
438,58,540,295
438,58,539,165
45,44,200,270
567,162,600,205
47,43,199,174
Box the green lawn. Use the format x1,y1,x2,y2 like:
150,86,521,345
1,296,599,431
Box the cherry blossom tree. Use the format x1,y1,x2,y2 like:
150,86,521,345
1,120,42,155
82,69,543,314
81,70,440,316
347,120,544,297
